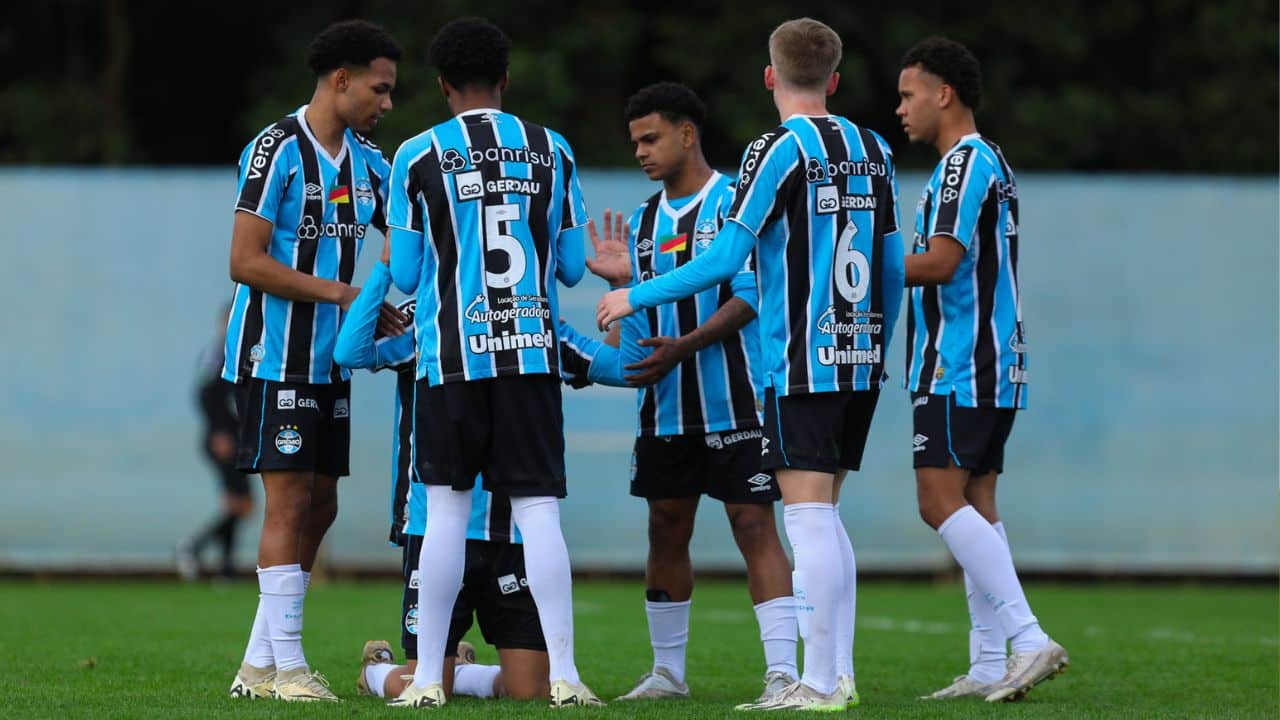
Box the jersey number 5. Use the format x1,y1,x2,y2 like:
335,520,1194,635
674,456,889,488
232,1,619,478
484,203,526,289
835,222,870,303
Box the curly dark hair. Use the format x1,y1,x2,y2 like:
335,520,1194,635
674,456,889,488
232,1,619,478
901,36,982,110
306,19,402,76
429,17,511,89
624,82,707,136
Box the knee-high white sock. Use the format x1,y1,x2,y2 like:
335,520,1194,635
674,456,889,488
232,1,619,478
364,663,398,698
453,664,501,698
938,506,1048,653
302,570,311,591
510,496,580,686
242,573,275,668
753,596,798,678
965,519,1009,683
259,564,306,672
646,599,691,682
412,486,471,687
833,504,856,679
783,502,839,696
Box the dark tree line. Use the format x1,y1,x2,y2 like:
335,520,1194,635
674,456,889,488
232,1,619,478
2,0,1275,172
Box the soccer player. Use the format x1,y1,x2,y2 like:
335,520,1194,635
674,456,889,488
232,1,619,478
385,17,600,708
895,36,1068,702
177,305,252,582
334,240,611,704
223,19,403,702
581,82,799,705
597,18,906,711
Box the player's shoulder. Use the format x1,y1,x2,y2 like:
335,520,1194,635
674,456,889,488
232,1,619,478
350,129,389,164
240,115,303,163
393,128,441,165
945,136,998,171
541,124,578,162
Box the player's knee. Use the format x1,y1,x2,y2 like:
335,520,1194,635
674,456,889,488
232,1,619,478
647,503,695,541
265,490,311,529
727,505,775,550
309,496,338,532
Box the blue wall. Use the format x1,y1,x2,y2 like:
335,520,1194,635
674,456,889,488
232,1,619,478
1,169,1274,573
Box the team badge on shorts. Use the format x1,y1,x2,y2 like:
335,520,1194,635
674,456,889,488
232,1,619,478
275,426,302,455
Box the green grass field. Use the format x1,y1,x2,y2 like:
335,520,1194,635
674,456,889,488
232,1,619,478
1,580,1274,719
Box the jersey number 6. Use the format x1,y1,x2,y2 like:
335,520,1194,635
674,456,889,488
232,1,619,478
484,203,526,289
835,222,870,304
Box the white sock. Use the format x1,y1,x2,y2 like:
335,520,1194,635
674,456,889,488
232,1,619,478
453,664,501,698
833,505,856,679
646,599,691,682
753,596,798,678
510,496,580,686
258,564,306,672
364,663,397,698
242,575,275,669
937,506,1049,653
782,502,839,696
412,486,471,687
302,570,311,591
965,519,1009,683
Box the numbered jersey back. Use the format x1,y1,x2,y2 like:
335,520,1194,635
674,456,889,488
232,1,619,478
726,115,901,396
391,109,586,385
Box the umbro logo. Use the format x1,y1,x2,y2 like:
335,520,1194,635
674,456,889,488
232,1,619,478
913,434,928,452
304,182,322,200
747,473,774,493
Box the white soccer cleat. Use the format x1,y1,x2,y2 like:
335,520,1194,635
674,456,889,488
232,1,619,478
387,682,446,708
984,640,1069,702
229,662,276,699
750,670,797,704
614,667,690,700
356,640,395,696
919,674,996,700
273,666,339,702
735,680,846,712
549,679,605,708
837,674,860,708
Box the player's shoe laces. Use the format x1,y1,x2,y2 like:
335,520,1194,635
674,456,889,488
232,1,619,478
750,670,797,704
614,667,690,700
388,682,446,708
456,640,477,666
273,666,339,702
919,674,997,700
356,640,395,696
229,662,276,699
735,680,846,712
549,679,605,708
837,674,860,708
984,640,1069,702
175,541,199,582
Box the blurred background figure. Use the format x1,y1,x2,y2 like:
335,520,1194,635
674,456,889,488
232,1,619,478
176,304,253,581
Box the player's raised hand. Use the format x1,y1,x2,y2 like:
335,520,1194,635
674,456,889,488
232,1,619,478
596,288,635,331
585,209,632,287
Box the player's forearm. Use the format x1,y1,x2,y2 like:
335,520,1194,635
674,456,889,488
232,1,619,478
556,225,587,287
334,264,393,370
229,251,350,305
882,232,907,352
630,220,756,310
677,297,756,357
389,227,423,294
904,251,955,286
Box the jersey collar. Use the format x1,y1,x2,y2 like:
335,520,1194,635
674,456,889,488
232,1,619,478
659,171,722,221
295,104,350,167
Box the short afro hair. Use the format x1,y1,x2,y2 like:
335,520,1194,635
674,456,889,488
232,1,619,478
624,82,707,136
306,19,402,77
901,36,982,110
429,17,510,90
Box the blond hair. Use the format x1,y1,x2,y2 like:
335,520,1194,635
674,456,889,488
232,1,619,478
768,18,842,90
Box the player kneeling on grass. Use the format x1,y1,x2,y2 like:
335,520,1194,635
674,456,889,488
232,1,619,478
335,240,613,705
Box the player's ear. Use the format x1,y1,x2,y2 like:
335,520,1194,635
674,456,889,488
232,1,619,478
764,65,775,91
333,67,349,93
682,121,696,148
497,72,509,92
937,82,953,109
826,72,839,97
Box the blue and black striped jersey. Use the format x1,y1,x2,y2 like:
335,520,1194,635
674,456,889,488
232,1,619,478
387,108,588,386
725,115,905,397
621,172,763,436
906,134,1027,409
223,105,390,385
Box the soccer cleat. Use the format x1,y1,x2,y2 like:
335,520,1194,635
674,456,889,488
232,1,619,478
387,682,446,708
735,680,846,712
175,541,200,582
614,667,690,700
356,640,395,696
984,640,1069,702
919,674,996,700
837,674,860,708
273,666,340,702
750,670,797,704
229,662,276,699
456,640,476,666
549,679,606,707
